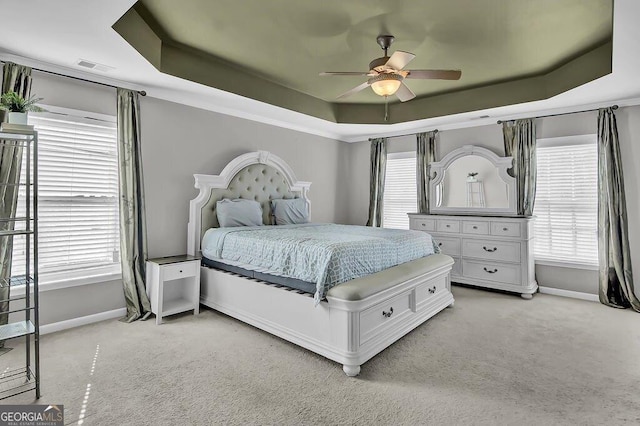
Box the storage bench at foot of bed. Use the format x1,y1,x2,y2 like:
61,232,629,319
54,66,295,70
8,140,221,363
200,254,454,376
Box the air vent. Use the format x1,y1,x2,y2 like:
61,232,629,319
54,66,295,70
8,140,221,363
76,59,114,72
479,115,490,119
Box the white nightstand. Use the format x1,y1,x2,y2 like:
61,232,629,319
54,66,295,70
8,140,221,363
146,255,201,325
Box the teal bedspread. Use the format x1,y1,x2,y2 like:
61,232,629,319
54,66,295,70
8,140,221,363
201,223,439,304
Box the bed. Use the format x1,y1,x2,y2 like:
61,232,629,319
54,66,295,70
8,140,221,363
187,150,454,376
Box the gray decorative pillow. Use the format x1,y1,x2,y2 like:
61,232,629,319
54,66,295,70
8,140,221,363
216,199,263,227
271,198,309,225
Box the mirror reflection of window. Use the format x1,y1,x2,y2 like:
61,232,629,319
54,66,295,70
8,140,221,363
437,155,509,208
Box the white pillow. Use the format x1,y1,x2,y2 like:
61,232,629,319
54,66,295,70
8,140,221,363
216,199,263,227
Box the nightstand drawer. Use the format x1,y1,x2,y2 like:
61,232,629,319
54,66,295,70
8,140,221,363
163,261,198,281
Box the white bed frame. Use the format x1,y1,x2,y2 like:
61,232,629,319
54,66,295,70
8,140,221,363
188,151,454,376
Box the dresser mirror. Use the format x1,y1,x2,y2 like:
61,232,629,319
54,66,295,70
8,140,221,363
429,145,517,216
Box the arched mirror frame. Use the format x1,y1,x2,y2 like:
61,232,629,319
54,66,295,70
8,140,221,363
429,145,517,216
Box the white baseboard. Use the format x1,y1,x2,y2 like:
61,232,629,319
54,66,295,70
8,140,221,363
40,308,126,335
538,286,599,302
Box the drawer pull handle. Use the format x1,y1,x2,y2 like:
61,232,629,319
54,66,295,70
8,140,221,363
483,246,497,252
446,224,451,228
382,307,394,318
421,223,425,227
503,227,508,231
472,226,478,229
428,285,437,294
179,270,183,273
438,242,443,247
483,267,498,274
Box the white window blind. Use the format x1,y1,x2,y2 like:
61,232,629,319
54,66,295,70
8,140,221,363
533,136,598,266
383,152,417,230
11,113,121,279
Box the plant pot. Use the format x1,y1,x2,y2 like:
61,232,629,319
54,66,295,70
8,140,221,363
467,176,478,182
7,112,28,125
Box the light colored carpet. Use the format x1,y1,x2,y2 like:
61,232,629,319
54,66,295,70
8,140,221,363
3,286,640,425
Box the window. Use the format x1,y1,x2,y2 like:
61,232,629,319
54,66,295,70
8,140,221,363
533,136,598,267
11,111,121,281
383,152,417,229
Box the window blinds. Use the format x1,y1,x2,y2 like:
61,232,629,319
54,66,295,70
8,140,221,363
533,137,598,266
11,114,121,278
383,152,417,230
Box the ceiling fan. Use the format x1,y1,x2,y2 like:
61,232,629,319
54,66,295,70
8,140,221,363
320,35,462,102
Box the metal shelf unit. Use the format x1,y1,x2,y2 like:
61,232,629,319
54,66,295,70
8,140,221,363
0,129,39,400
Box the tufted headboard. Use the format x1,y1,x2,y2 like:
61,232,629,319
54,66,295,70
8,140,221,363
187,151,312,256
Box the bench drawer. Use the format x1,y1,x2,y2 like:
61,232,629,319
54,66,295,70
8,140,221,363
360,290,412,345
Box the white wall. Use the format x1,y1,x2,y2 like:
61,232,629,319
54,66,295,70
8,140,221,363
346,112,609,295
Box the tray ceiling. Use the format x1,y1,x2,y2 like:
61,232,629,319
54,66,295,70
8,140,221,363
114,0,613,124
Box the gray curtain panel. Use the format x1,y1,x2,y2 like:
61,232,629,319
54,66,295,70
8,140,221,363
416,131,437,213
117,88,152,322
597,108,640,312
502,118,537,216
366,138,387,227
0,62,33,346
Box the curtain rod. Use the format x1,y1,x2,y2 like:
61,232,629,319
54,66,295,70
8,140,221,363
1,60,146,96
369,129,439,141
496,104,617,124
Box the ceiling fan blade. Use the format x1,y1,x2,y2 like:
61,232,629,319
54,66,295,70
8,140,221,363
386,51,416,70
405,69,462,80
320,71,372,76
395,82,416,102
336,81,371,100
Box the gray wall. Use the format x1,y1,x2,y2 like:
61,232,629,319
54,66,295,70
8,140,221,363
21,70,640,325
139,96,350,258
27,72,350,325
345,112,612,295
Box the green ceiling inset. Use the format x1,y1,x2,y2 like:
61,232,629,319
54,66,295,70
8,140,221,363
113,0,613,125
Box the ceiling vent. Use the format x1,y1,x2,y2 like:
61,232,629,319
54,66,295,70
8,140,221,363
76,59,114,72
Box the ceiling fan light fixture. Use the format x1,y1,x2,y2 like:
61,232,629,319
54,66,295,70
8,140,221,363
369,74,403,97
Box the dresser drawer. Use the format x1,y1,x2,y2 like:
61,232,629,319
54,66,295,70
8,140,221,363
411,217,436,232
437,219,460,233
415,275,448,310
434,236,461,256
462,260,521,285
450,257,462,277
462,239,521,263
462,221,489,235
490,221,521,237
360,290,412,345
163,261,198,281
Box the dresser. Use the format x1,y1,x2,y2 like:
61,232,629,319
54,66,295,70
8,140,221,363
409,214,537,299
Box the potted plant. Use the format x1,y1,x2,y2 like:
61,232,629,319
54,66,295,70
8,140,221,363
467,172,479,182
0,91,45,124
